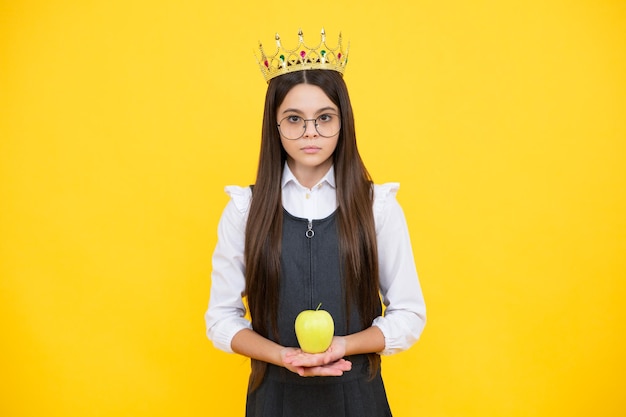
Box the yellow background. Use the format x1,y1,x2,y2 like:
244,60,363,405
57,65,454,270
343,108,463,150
1,0,625,416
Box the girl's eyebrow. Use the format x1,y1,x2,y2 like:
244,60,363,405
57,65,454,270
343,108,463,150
281,106,338,115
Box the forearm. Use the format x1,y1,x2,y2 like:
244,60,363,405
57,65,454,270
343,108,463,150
230,328,285,366
343,326,385,356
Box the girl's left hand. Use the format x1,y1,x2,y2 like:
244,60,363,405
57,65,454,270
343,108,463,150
282,336,349,376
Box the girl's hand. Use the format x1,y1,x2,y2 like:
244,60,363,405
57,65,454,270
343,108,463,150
281,337,350,377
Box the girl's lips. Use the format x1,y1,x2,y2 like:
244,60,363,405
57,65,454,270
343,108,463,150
301,146,321,154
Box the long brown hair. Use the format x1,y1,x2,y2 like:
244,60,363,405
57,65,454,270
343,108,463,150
244,70,381,391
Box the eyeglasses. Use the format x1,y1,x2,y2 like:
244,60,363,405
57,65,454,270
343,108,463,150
277,114,341,140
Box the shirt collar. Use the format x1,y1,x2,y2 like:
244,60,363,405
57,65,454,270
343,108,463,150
281,163,336,190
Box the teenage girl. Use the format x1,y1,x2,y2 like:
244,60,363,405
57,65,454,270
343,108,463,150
206,30,426,417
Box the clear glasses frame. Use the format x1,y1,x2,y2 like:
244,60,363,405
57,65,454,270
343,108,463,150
277,114,341,140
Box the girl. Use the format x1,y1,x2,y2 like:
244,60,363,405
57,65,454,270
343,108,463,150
206,30,426,417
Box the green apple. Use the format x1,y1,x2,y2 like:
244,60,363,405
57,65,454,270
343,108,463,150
294,303,335,353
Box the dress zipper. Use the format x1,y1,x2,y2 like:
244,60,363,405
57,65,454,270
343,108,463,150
306,220,314,238
306,219,314,308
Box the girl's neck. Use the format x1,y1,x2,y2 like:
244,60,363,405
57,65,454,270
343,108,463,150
286,159,332,189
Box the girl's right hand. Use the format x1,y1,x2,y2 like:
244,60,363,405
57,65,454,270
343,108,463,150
280,347,352,377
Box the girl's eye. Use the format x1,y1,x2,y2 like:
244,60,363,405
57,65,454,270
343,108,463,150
286,115,302,123
317,114,334,123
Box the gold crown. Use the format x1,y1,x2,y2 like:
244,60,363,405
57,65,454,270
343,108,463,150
256,29,349,83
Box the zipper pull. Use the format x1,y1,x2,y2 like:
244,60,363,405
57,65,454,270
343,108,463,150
305,220,315,238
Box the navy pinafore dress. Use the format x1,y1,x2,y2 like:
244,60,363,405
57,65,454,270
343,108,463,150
245,209,392,417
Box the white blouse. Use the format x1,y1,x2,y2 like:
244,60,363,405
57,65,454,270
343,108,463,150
205,165,426,356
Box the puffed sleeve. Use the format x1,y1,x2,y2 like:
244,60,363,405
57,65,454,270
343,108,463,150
371,183,427,355
204,186,253,353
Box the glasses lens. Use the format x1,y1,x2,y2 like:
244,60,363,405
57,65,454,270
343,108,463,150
278,116,305,140
315,114,340,137
278,115,341,140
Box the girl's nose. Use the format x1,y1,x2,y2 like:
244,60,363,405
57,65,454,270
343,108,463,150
302,119,319,138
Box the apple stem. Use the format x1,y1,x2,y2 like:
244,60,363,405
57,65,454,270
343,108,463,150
316,302,322,311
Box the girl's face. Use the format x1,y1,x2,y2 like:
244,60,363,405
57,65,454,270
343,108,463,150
276,83,340,183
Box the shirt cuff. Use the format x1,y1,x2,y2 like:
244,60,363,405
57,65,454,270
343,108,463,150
206,316,252,354
372,312,425,356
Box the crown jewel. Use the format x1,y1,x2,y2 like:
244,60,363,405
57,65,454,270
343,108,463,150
256,29,349,83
